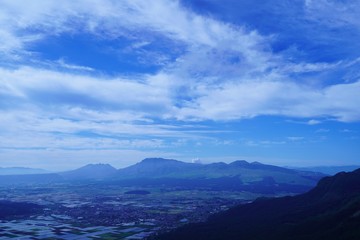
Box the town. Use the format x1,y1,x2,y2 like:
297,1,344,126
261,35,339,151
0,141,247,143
0,182,261,239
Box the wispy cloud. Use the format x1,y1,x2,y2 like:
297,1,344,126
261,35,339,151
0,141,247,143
315,128,330,133
287,137,304,141
307,119,321,125
56,59,94,71
305,0,360,29
175,80,360,122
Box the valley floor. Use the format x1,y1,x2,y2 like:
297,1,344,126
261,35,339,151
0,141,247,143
0,183,279,239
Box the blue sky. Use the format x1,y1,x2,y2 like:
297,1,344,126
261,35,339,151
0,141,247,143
0,0,359,170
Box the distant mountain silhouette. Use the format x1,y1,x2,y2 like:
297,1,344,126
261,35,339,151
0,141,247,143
0,167,49,175
60,163,117,180
290,165,360,175
114,158,324,193
155,168,360,240
0,164,117,185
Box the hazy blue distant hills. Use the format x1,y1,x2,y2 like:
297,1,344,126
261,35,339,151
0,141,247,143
59,163,117,180
0,167,49,175
156,168,360,240
0,164,117,185
290,165,360,175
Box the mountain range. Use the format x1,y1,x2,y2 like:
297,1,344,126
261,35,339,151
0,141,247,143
112,158,325,193
0,158,325,194
155,168,360,240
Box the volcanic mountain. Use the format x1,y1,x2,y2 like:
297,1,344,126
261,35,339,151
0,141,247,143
113,158,324,194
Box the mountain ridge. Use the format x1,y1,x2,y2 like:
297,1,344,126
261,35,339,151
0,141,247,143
155,168,360,240
289,165,360,175
108,158,326,194
114,158,324,185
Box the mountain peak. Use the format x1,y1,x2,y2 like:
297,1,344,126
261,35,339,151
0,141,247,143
229,160,249,166
117,158,196,179
60,163,117,180
80,163,116,170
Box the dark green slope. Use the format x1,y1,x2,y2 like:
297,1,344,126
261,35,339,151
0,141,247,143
155,168,360,240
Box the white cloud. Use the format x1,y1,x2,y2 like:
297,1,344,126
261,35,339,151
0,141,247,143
307,119,321,125
244,139,286,147
0,0,268,59
315,128,329,133
3,0,357,124
279,61,341,73
0,66,172,111
305,0,360,29
340,129,353,133
0,131,165,150
0,108,202,141
175,78,360,122
287,137,304,141
56,59,94,71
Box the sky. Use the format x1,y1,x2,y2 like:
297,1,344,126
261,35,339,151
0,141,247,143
0,0,359,170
